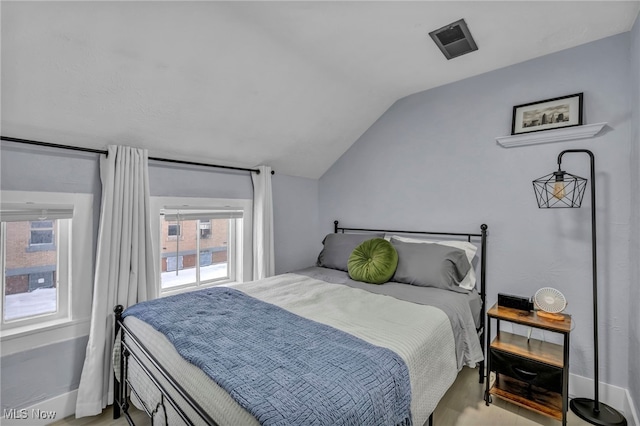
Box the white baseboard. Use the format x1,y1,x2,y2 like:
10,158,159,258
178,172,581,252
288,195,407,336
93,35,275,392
2,375,638,426
1,390,77,425
570,373,639,426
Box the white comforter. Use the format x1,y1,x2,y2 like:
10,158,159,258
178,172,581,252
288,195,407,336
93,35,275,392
121,273,460,426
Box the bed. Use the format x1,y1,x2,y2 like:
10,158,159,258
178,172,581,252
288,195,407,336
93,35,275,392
113,221,488,426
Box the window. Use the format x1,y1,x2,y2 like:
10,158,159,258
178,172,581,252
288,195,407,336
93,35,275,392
1,204,72,329
0,192,93,354
30,220,54,246
151,197,252,296
160,213,235,291
167,223,181,238
199,221,211,239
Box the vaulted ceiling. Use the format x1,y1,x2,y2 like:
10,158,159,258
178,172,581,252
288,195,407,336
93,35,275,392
2,1,639,178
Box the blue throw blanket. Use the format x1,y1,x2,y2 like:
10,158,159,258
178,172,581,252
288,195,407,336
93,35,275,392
124,287,412,426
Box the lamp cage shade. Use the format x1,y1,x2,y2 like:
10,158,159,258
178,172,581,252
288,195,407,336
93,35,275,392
532,171,587,208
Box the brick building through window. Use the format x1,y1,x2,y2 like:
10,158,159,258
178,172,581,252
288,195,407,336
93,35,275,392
5,220,58,295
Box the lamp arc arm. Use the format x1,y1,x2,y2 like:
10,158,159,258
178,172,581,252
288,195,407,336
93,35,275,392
557,149,594,169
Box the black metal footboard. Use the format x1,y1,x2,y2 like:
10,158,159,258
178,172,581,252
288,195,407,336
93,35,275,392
113,305,219,425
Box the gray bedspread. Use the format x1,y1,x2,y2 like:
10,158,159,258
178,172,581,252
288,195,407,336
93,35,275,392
294,267,484,369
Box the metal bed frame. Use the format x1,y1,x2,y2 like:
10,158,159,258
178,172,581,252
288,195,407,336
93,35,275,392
113,221,488,426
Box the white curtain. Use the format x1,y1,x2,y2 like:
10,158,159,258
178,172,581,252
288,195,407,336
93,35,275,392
75,145,157,417
252,165,275,280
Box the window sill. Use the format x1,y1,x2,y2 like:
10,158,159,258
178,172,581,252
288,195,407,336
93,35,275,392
1,317,90,356
496,123,607,148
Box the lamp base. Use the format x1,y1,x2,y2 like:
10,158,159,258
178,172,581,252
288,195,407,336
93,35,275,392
570,398,627,426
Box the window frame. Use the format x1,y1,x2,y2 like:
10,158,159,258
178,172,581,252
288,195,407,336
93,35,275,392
0,191,93,357
150,196,252,297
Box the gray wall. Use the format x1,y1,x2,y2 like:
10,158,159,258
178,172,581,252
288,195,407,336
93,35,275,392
319,33,634,391
272,173,320,275
628,11,640,414
1,336,89,409
0,142,318,409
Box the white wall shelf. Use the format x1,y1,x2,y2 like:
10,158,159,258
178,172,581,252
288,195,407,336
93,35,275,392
496,122,607,148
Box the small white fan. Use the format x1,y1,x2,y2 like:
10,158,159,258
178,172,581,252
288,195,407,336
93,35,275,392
533,287,567,321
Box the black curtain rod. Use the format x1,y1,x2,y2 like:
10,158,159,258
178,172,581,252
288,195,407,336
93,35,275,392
0,136,273,175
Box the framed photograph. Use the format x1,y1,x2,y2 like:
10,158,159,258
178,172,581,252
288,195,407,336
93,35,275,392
511,93,583,135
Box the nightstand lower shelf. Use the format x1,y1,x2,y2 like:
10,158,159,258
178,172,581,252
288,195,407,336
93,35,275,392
490,374,563,421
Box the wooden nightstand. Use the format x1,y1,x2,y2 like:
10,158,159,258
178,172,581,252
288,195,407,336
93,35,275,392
484,303,571,425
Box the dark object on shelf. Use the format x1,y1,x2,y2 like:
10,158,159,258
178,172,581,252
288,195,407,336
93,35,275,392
498,293,533,312
490,348,562,393
532,149,627,426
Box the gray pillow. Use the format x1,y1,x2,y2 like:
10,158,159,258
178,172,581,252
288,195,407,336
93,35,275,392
390,238,471,293
317,233,384,271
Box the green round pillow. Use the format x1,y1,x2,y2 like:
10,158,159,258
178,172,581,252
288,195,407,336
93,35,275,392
348,238,398,284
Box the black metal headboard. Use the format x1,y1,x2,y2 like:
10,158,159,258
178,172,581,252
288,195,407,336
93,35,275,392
333,220,488,297
333,220,489,383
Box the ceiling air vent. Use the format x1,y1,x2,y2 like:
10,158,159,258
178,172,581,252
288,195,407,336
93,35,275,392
429,19,478,60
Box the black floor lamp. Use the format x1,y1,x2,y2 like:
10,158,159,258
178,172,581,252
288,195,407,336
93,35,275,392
532,149,627,426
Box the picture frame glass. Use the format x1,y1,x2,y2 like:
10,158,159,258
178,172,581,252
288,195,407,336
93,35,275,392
512,93,582,135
